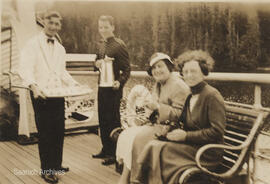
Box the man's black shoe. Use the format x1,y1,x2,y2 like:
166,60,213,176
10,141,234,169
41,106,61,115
102,157,116,166
92,150,109,159
41,173,58,183
57,166,69,172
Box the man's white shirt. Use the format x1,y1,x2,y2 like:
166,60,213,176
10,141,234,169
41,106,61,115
99,56,114,87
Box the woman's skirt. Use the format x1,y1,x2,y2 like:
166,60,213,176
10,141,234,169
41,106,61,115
132,141,221,184
116,125,154,169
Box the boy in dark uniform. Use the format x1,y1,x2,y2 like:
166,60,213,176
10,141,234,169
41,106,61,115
92,15,130,165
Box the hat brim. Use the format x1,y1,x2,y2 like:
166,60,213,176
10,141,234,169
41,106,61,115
149,54,173,67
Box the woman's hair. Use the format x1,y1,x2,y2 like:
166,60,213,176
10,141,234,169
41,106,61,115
176,50,215,76
98,15,114,26
147,59,175,76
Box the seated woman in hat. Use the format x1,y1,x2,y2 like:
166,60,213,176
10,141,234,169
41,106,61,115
117,52,189,184
132,50,226,184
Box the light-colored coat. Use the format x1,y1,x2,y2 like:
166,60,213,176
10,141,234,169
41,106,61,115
117,73,190,170
152,73,190,123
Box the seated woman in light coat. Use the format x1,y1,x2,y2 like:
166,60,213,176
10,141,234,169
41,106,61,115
117,53,190,184
131,50,226,184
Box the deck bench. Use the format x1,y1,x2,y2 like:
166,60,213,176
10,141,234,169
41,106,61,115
178,104,269,184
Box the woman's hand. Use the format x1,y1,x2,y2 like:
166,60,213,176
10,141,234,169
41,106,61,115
155,125,170,137
144,99,160,111
166,129,187,142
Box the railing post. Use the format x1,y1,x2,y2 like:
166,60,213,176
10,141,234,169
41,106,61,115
254,84,262,110
9,27,12,91
252,139,260,184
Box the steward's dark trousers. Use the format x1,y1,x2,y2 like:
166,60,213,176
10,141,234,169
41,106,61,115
98,87,121,156
31,95,65,171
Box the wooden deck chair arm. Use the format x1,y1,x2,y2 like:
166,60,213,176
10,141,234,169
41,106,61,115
195,113,266,179
3,71,21,78
2,71,29,90
195,143,248,179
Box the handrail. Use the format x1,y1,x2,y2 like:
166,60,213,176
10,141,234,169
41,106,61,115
66,53,96,62
69,70,270,112
207,72,270,84
69,71,270,84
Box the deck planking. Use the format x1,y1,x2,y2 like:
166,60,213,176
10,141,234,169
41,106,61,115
0,133,120,184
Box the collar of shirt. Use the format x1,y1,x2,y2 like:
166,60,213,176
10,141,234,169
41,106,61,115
190,81,207,95
104,36,115,43
41,31,56,44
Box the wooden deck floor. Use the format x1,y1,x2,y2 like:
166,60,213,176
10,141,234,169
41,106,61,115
1,132,270,184
0,133,120,184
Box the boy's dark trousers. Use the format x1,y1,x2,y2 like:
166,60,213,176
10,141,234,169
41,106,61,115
98,87,121,156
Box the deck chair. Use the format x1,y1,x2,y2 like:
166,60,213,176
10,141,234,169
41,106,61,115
2,70,38,144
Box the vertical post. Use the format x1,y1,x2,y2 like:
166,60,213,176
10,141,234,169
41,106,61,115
253,84,262,184
252,138,261,184
254,84,262,110
9,28,12,71
9,27,12,91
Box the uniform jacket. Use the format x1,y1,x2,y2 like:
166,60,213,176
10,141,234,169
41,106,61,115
95,36,130,90
19,31,78,91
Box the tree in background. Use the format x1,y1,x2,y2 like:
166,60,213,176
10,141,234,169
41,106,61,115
45,1,270,72
258,10,270,67
234,12,260,71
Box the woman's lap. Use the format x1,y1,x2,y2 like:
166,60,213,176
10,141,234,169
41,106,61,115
116,125,154,169
161,142,219,184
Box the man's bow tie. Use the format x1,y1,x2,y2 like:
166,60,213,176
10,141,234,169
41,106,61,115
47,38,54,44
